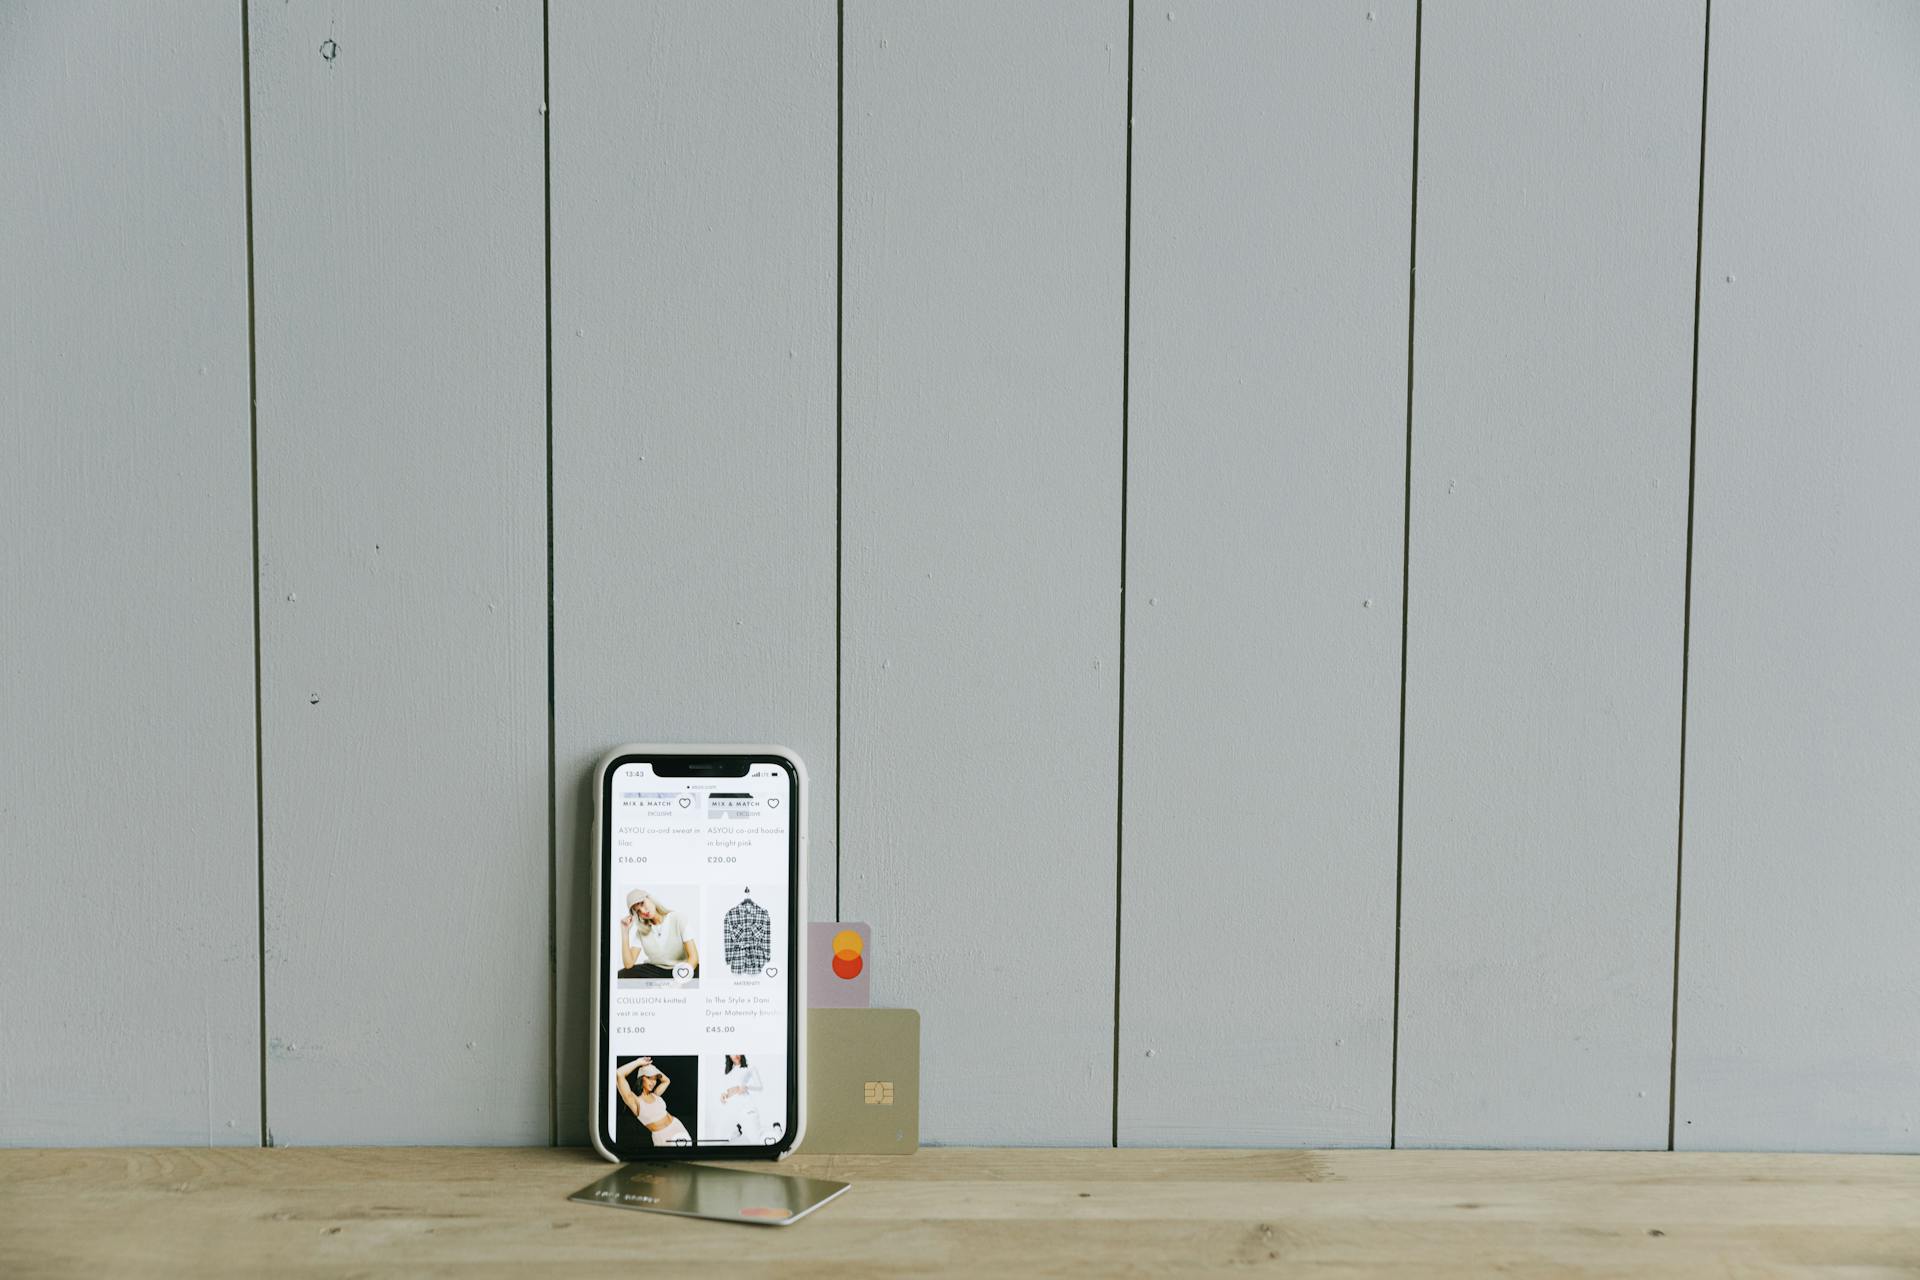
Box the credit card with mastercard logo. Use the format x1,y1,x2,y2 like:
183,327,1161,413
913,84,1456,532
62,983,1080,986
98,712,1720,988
808,921,870,1008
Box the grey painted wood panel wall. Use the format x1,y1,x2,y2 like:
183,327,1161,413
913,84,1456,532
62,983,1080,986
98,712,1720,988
549,0,838,1146
1,0,259,1146
1119,0,1413,1148
839,0,1127,1146
248,0,550,1145
5,1,1918,1153
1676,0,1920,1153
1396,0,1703,1149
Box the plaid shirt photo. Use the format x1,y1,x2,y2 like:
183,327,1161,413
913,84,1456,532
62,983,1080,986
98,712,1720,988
723,897,772,973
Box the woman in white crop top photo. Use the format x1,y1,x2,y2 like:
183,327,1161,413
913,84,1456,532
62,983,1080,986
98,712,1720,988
615,1057,691,1146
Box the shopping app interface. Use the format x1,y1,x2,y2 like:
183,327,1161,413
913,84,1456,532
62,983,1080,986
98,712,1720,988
605,761,792,1149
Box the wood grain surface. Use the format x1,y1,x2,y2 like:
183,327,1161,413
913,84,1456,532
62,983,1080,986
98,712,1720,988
3,1147,1916,1277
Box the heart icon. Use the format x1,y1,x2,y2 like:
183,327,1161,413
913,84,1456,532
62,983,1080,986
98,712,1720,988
767,797,780,808
678,796,691,808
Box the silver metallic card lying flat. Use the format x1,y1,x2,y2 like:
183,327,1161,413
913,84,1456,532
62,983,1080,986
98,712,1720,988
569,1162,850,1227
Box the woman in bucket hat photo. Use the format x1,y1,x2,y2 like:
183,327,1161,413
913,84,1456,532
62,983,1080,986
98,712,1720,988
617,888,699,980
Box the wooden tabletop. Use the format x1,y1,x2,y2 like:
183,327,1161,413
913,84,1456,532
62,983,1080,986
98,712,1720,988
3,1146,1916,1277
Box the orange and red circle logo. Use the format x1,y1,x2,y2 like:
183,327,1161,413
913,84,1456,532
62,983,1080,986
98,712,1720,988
831,928,864,980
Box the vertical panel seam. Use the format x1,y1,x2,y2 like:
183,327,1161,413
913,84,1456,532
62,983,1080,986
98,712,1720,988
1110,0,1135,1151
1669,0,1712,1154
835,0,845,923
240,0,270,1150
1389,0,1423,1153
543,0,558,1149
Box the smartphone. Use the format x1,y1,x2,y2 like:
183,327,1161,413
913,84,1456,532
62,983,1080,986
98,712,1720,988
591,745,807,1162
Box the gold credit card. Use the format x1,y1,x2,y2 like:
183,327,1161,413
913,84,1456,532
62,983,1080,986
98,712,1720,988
570,1162,849,1226
798,1008,920,1155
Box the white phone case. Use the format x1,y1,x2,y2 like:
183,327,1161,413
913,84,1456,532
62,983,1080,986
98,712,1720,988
590,744,808,1163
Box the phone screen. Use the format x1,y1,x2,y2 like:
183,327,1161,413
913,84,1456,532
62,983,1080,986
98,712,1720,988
599,754,799,1155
